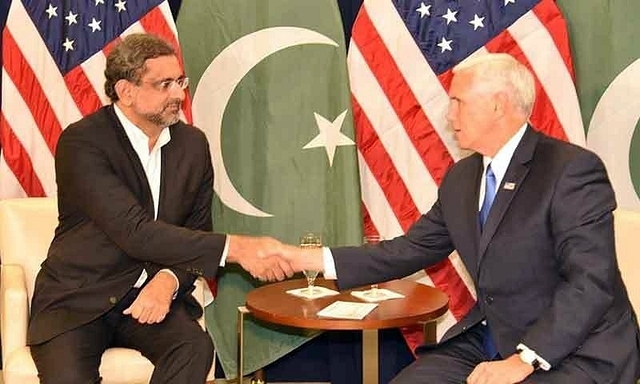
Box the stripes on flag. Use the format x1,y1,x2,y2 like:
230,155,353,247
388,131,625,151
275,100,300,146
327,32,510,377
349,0,583,349
0,0,191,198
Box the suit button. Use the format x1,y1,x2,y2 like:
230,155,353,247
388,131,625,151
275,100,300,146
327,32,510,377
485,295,494,304
109,296,117,304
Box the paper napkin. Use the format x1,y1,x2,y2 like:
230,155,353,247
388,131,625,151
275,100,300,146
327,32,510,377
317,300,378,320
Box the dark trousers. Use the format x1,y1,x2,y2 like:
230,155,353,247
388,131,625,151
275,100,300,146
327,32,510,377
391,323,597,384
31,287,214,384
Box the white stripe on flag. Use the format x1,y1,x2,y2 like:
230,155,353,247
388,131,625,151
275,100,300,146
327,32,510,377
1,71,57,195
0,157,26,198
80,51,110,107
509,11,585,146
357,151,405,239
348,44,439,214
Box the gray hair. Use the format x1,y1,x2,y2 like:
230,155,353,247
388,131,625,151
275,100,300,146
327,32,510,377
104,33,176,102
453,53,535,118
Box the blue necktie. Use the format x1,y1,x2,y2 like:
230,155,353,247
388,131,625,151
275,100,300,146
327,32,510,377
479,165,499,358
479,164,496,230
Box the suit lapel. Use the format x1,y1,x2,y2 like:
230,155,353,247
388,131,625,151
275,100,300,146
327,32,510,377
107,106,155,218
157,124,184,221
463,154,483,263
478,126,539,259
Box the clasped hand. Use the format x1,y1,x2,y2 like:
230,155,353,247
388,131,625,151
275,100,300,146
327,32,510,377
227,235,296,282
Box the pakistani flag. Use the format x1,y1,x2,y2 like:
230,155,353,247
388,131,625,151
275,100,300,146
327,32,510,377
557,0,640,210
177,0,363,378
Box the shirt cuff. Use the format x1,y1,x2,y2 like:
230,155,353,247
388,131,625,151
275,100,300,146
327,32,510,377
322,247,337,279
219,235,230,267
517,343,552,371
158,268,180,299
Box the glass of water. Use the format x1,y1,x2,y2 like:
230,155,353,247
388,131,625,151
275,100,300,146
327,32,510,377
300,232,322,296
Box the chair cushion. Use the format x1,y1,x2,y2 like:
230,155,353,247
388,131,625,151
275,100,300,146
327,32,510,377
614,209,640,316
0,197,57,303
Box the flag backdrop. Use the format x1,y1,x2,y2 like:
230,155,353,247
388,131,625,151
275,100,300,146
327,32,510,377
0,0,190,198
556,0,640,211
177,0,363,378
348,0,584,349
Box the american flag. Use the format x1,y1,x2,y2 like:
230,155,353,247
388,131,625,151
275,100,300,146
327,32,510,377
349,0,584,350
0,0,190,198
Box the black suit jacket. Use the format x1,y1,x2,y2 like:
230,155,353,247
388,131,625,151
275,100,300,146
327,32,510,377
28,105,226,345
333,127,640,382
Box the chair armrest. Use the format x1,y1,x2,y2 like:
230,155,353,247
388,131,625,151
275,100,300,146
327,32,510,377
1,264,29,369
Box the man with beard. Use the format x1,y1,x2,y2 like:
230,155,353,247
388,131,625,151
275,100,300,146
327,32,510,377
28,34,293,384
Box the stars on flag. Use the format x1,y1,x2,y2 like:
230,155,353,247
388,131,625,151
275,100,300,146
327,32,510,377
437,36,453,53
45,4,57,19
41,0,135,64
115,0,127,12
62,38,75,52
416,2,431,18
469,14,485,31
65,10,78,26
88,17,102,33
413,0,520,58
303,110,355,167
441,8,458,25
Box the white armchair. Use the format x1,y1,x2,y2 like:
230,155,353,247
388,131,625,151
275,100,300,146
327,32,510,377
613,209,640,318
0,197,215,383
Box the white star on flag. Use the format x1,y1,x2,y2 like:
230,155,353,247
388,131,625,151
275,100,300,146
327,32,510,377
65,11,78,26
504,0,516,5
45,4,57,19
88,18,102,32
303,110,355,167
95,0,105,5
442,8,458,25
62,38,74,52
115,0,127,12
469,14,485,31
416,2,431,18
437,36,453,53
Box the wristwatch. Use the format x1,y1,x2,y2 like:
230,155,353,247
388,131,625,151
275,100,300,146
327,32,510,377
516,344,541,370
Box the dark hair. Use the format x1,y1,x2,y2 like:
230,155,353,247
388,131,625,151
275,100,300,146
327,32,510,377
104,33,176,102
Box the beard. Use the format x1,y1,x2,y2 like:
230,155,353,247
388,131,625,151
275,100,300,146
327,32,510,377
144,99,182,127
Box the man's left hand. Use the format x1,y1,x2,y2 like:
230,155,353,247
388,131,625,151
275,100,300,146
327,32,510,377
123,271,177,324
467,354,534,384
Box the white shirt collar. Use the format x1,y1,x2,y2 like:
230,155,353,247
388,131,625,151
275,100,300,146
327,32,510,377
113,104,171,219
478,123,527,210
482,123,528,188
113,104,171,155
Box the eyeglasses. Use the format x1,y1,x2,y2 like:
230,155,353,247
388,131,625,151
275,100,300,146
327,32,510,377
139,77,189,92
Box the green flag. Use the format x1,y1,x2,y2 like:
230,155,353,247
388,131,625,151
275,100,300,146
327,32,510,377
557,0,640,209
177,0,363,378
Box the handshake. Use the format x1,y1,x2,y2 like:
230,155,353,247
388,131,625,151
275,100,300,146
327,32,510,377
226,235,324,282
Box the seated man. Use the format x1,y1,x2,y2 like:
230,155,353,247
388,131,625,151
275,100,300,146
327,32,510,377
283,53,640,383
28,33,292,384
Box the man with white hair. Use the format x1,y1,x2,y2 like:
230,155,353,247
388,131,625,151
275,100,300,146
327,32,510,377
282,53,640,383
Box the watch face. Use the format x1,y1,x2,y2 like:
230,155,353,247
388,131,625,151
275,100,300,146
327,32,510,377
519,349,536,365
